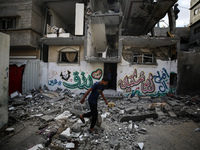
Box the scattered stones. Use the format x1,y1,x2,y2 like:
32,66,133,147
6,89,200,149
5,128,15,133
28,144,44,150
137,143,144,150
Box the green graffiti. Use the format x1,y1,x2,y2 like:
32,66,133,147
147,91,167,97
63,71,93,90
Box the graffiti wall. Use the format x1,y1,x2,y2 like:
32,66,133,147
45,62,104,93
117,59,177,97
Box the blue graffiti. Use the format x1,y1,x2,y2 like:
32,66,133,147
48,79,62,86
154,68,170,93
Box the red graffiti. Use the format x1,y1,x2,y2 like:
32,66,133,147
118,69,155,94
141,73,155,94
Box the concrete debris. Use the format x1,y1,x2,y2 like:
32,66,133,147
10,91,20,98
60,128,71,141
64,142,75,148
5,128,15,133
54,111,72,120
138,142,144,150
4,89,200,149
28,144,44,150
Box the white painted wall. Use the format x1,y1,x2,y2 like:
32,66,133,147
117,58,177,97
40,44,177,96
40,46,104,94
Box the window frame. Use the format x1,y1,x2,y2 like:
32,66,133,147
132,53,155,65
0,17,16,30
58,47,80,64
194,8,198,15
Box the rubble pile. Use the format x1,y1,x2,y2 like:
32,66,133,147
3,89,200,149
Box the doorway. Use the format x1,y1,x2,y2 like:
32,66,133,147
104,63,117,90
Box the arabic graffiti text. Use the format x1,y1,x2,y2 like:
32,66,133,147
118,69,155,94
63,71,93,90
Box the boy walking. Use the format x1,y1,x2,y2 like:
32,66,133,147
79,77,109,133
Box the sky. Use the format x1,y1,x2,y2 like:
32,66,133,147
160,0,190,27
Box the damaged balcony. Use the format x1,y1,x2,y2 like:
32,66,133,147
85,0,122,63
121,0,178,36
122,35,180,64
40,0,86,46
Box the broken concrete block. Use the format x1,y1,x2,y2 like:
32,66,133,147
60,128,71,141
134,124,139,130
69,109,84,116
5,128,15,133
138,128,147,134
128,121,133,130
166,100,178,107
168,111,177,118
140,96,151,100
9,107,15,111
101,112,110,120
26,94,33,98
138,143,144,150
10,91,19,98
71,123,82,132
71,132,81,138
49,96,64,102
155,108,166,119
28,144,44,150
119,110,125,115
54,111,72,120
40,115,54,122
44,109,60,115
109,139,119,149
65,142,75,148
146,118,155,125
120,113,157,122
130,95,140,101
125,106,137,114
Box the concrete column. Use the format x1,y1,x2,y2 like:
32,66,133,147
0,32,10,130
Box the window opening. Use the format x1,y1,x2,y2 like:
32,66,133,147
132,54,154,64
58,47,79,64
0,18,16,29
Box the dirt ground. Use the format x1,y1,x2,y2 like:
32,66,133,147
0,119,200,150
137,121,200,150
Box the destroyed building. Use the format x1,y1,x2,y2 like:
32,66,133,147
177,0,200,95
1,1,200,149
0,0,46,95
39,0,180,97
0,0,180,97
0,0,182,135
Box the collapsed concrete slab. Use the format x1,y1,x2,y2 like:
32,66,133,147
119,113,158,122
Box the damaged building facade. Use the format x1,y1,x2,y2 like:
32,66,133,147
0,0,180,97
40,0,179,97
0,0,46,95
177,0,200,94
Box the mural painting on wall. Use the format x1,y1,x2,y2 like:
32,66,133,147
48,70,62,86
91,69,102,80
60,70,71,81
153,68,169,93
118,68,170,96
62,69,103,90
118,69,155,93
